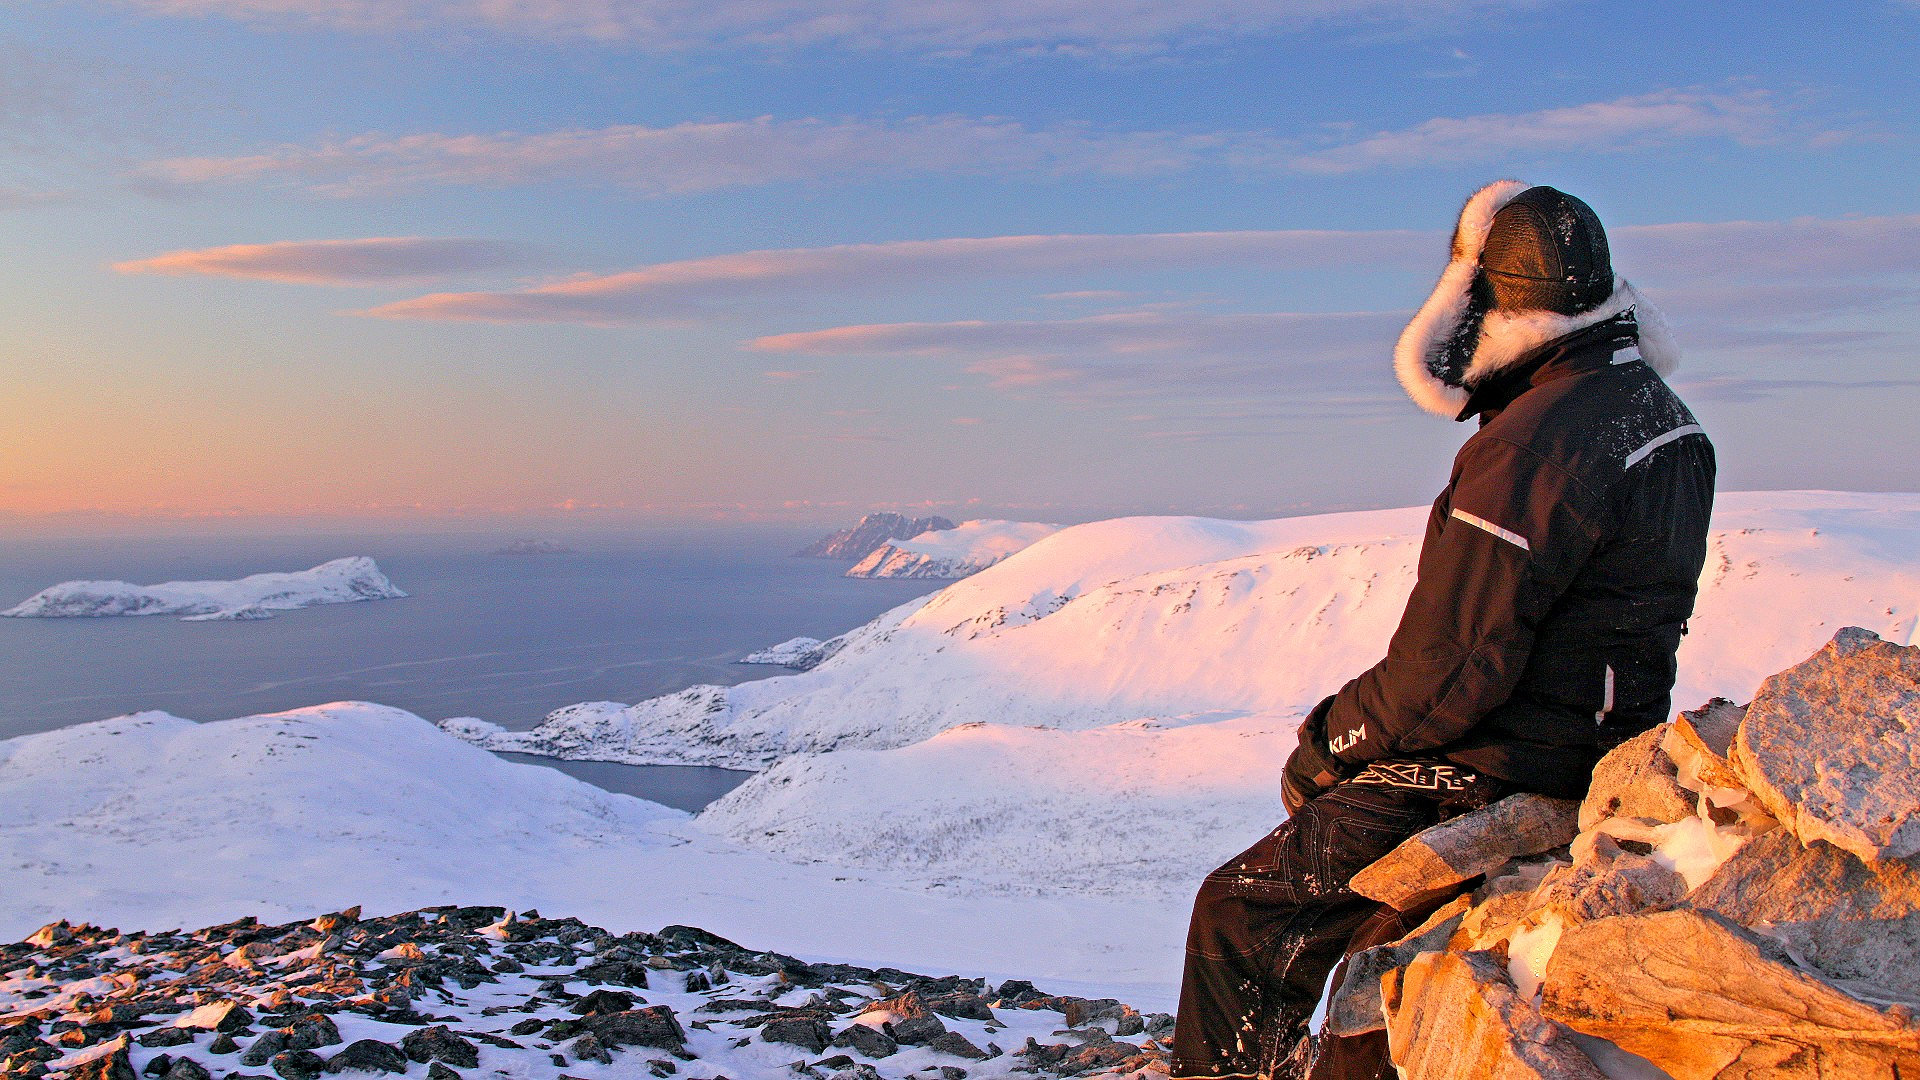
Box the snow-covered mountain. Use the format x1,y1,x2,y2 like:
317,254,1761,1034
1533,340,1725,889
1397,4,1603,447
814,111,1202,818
796,512,956,560
846,519,1061,579
1,556,407,620
441,493,1920,891
451,493,1920,773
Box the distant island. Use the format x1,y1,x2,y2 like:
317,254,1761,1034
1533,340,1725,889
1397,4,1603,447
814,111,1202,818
795,512,955,561
491,538,576,556
1,556,407,621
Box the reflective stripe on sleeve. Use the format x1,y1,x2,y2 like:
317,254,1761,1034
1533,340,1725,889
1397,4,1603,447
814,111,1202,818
1449,508,1530,551
1625,423,1705,468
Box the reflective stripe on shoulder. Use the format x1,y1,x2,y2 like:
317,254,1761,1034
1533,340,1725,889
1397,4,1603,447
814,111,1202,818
1625,423,1706,468
1449,508,1530,551
1610,345,1642,365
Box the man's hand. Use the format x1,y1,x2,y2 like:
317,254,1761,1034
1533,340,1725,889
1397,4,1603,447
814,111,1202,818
1282,696,1347,813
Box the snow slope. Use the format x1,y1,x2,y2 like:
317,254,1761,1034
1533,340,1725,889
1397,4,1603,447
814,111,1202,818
847,520,1062,579
1,556,406,620
452,492,1920,773
0,703,1185,1007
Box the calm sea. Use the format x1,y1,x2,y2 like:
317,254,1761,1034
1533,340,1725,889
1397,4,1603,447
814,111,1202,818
0,526,933,809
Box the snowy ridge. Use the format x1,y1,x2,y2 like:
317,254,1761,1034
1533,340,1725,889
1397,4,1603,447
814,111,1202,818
1,556,406,620
846,520,1061,579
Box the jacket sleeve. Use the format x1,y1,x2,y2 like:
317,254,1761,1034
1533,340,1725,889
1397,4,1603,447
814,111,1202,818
1322,434,1607,766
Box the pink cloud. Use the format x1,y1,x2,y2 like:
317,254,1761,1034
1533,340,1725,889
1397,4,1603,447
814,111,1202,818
356,230,1427,323
113,237,523,284
142,116,1286,197
1292,88,1825,173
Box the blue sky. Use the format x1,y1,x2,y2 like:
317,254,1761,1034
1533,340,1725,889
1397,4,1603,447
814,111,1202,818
2,0,1917,525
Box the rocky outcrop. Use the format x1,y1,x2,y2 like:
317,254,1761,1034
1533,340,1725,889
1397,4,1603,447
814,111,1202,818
3,908,1169,1080
796,514,956,561
1732,625,1920,864
1330,628,1920,1079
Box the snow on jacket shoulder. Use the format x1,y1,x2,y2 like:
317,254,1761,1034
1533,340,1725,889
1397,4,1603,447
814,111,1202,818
1324,313,1715,797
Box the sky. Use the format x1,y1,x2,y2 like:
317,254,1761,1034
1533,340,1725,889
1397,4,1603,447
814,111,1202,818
1,0,1917,527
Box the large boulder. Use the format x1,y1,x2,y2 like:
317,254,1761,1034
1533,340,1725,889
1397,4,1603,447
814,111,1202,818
1689,827,1920,1001
1380,951,1605,1079
1350,794,1580,910
1731,626,1920,864
1541,908,1920,1078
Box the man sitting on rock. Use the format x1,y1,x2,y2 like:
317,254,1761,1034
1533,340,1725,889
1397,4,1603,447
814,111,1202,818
1170,182,1716,1080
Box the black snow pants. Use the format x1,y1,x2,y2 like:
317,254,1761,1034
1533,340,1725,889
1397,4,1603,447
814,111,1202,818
1170,771,1496,1080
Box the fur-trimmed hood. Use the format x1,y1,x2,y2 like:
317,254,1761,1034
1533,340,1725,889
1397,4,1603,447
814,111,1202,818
1395,180,1681,419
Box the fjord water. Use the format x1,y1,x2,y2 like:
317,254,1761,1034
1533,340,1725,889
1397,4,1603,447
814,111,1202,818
0,526,933,807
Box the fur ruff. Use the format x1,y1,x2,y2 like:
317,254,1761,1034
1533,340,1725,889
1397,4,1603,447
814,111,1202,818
1394,180,1681,418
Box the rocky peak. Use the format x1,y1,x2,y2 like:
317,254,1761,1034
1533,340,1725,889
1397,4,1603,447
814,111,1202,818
796,514,957,561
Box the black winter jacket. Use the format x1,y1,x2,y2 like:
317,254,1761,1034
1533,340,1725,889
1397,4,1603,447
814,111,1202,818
1321,312,1715,797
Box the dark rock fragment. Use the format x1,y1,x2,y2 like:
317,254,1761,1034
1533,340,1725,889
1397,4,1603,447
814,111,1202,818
888,1015,947,1046
568,989,636,1016
830,1024,897,1059
162,1058,211,1080
569,1033,611,1065
508,1019,545,1036
207,1034,239,1055
398,1026,478,1068
583,1007,686,1051
925,994,993,1021
282,1016,341,1053
925,1032,988,1061
760,1017,831,1054
144,1053,174,1076
426,1064,461,1080
269,1049,326,1080
241,1030,289,1066
322,1039,407,1074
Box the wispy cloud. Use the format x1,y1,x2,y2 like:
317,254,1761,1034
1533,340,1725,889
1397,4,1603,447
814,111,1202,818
751,309,1407,404
113,236,524,284
356,230,1428,323
109,0,1536,53
142,116,1289,197
140,86,1831,200
1292,88,1818,173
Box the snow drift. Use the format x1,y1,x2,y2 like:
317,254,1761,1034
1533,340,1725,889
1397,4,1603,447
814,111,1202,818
2,556,406,620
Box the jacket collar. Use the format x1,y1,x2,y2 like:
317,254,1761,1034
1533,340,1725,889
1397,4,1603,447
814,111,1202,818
1394,180,1682,419
1456,312,1641,424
